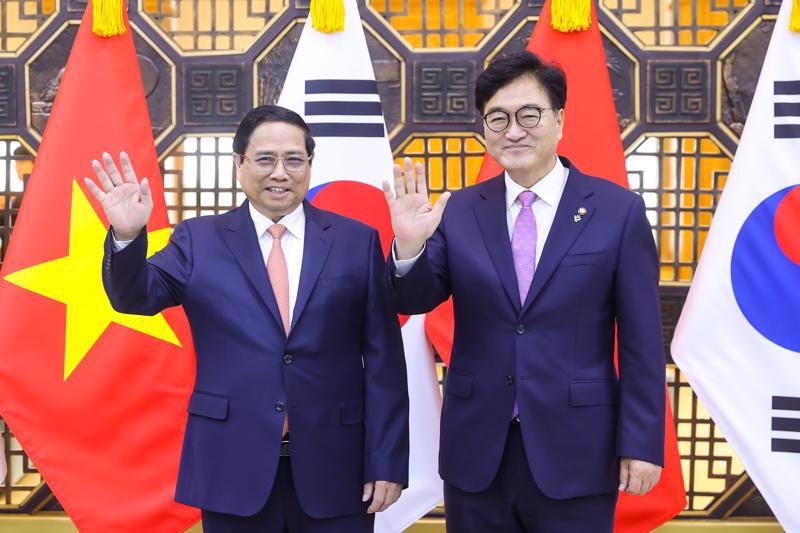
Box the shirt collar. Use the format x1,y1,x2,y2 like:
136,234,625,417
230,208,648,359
504,156,567,210
248,201,306,240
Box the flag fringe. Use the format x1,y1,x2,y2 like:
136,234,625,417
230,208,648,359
311,0,345,33
550,0,592,32
92,0,126,37
791,0,800,32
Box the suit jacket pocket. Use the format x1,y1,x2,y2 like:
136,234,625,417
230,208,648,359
187,391,230,420
445,370,473,399
569,380,619,406
319,276,360,289
560,252,606,267
340,400,364,425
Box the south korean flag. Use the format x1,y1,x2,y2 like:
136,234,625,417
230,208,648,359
278,1,444,532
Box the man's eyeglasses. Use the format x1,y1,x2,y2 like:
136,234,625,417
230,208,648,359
482,105,554,132
237,153,311,173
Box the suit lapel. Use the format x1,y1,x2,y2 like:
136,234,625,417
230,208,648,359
291,202,333,330
521,168,596,314
474,176,521,312
223,202,285,332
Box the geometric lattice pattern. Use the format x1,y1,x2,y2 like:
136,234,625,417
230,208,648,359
0,139,32,270
141,0,287,51
1,419,43,506
0,0,785,522
0,0,56,53
602,0,752,47
627,135,730,282
161,136,244,224
369,0,518,48
393,134,487,203
670,364,745,512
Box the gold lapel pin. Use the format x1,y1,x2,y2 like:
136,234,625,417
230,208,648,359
578,207,587,216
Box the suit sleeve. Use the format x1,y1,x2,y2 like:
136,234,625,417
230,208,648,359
388,212,452,315
614,195,666,466
103,223,193,316
363,229,410,485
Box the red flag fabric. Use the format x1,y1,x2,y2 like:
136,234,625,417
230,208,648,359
427,1,686,530
0,3,200,531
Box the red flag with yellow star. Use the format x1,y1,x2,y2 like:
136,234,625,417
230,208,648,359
0,2,200,531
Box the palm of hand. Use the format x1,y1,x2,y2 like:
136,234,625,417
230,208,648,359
103,182,150,234
391,191,439,242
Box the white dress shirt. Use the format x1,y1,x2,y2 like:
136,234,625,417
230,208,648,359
113,202,307,323
249,202,305,324
394,156,569,275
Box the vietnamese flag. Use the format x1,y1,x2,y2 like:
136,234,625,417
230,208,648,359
0,1,200,531
425,0,687,531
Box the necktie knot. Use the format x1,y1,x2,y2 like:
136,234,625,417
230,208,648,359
518,190,536,209
268,224,286,240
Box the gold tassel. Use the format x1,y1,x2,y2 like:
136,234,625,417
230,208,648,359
550,0,592,33
92,0,126,37
311,0,345,33
791,0,800,33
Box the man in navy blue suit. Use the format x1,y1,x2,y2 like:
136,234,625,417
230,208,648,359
383,51,665,532
86,105,409,533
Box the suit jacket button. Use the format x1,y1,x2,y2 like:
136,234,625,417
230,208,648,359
283,354,293,364
516,324,526,335
505,375,514,385
275,402,285,412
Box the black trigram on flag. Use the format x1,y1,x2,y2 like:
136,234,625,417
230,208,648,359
774,81,800,139
771,396,800,453
304,80,385,138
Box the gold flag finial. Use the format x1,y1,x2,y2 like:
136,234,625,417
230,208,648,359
551,0,592,32
311,0,345,33
92,0,126,37
790,0,800,32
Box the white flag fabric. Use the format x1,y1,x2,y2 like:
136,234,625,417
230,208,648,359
278,1,444,530
671,1,800,531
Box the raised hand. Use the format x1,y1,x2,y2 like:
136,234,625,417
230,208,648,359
84,152,153,241
382,157,450,259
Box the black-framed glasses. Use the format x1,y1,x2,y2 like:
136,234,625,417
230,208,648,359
237,153,312,173
482,105,554,132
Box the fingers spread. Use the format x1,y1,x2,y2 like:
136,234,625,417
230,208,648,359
92,159,114,192
103,152,123,187
84,177,106,203
404,157,415,196
393,163,406,199
382,180,396,207
119,151,138,184
415,161,427,197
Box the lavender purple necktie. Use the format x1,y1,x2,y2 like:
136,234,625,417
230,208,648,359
510,190,537,419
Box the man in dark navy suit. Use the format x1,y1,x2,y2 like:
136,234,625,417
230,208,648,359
383,51,665,532
86,105,409,533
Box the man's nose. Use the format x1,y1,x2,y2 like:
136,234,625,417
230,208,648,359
505,118,527,140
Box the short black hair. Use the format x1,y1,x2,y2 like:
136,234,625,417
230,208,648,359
475,51,567,114
232,105,316,156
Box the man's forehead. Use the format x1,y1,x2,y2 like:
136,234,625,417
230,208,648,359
248,121,306,152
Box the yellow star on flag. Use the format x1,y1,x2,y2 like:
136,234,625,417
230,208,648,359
3,180,181,381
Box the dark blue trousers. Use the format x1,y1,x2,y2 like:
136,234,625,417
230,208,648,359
201,456,374,533
444,421,618,533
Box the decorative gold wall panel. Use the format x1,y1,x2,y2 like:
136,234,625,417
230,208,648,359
0,0,784,524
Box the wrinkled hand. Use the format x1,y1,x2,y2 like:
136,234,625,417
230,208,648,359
84,151,152,241
619,457,662,496
362,480,403,513
382,157,450,259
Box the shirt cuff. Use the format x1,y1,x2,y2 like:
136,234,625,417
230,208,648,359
111,230,134,252
392,240,425,277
